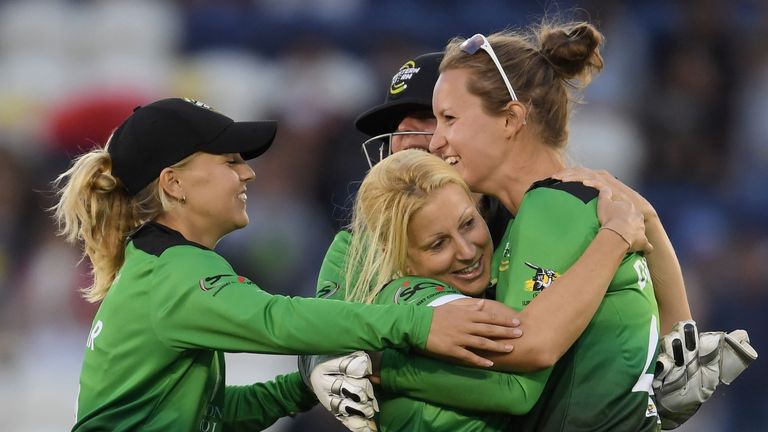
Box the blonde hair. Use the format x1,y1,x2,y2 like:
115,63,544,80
52,138,194,302
442,20,604,149
344,150,473,304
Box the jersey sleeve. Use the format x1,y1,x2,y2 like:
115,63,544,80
375,276,546,415
315,230,352,300
379,350,546,415
223,372,316,431
373,276,468,307
148,246,432,354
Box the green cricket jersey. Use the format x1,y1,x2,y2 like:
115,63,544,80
495,179,661,432
316,231,548,431
74,222,434,431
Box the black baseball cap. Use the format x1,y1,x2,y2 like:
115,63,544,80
355,52,442,137
108,98,277,196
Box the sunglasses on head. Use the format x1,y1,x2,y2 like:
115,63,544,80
460,33,518,102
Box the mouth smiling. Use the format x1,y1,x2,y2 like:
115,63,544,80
444,156,461,166
452,256,483,280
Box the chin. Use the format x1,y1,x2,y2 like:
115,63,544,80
233,214,250,229
452,279,489,297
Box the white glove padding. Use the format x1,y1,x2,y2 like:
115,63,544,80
653,320,758,430
338,416,378,432
298,352,379,431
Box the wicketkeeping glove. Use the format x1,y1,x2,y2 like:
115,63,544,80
653,320,758,430
298,352,379,432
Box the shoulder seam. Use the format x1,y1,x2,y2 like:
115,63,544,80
527,178,598,204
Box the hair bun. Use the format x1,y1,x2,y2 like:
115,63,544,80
539,23,604,81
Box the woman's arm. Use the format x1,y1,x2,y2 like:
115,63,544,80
553,168,692,333
643,215,691,333
377,348,546,415
372,278,542,415
482,181,649,372
484,228,631,371
224,372,316,431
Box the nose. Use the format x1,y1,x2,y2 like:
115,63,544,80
455,235,477,261
240,163,256,183
429,128,446,155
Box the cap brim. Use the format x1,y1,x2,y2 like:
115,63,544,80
204,120,278,160
355,99,432,136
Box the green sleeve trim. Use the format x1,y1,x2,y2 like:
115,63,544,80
223,372,317,430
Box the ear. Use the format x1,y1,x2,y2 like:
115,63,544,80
503,101,528,136
158,167,184,201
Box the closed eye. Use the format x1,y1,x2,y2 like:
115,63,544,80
460,216,475,231
428,238,446,252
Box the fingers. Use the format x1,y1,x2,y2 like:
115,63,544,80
332,376,375,403
427,303,519,367
338,352,373,378
653,351,675,384
330,395,377,418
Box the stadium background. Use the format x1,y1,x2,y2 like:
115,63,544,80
0,0,765,430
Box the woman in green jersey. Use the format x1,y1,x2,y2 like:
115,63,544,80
331,148,648,431
426,21,688,431
52,98,523,431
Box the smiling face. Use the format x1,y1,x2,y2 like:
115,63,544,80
405,182,492,296
174,152,255,242
429,68,511,195
391,111,437,154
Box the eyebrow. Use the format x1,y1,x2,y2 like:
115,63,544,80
417,205,474,248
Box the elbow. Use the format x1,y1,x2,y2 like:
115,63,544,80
492,346,560,373
526,349,559,370
518,341,562,371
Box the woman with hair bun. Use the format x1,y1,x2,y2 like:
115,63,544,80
424,21,689,430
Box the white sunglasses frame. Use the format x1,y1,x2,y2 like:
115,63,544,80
460,33,518,102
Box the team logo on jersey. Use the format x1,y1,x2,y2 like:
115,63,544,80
389,60,421,95
393,280,448,305
317,281,340,299
199,274,254,296
524,262,560,292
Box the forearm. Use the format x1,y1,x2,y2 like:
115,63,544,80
223,372,317,431
379,349,546,415
644,215,691,333
489,229,627,371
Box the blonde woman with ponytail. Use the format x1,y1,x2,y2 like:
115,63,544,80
52,98,524,431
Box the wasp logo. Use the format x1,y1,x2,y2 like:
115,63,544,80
524,262,560,292
389,60,421,95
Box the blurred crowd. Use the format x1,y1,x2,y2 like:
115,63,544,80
0,0,765,431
